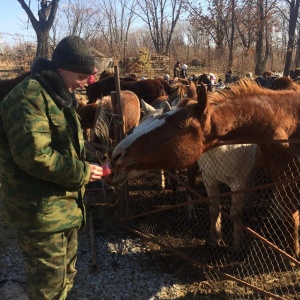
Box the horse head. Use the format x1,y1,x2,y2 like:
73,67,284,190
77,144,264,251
106,83,208,187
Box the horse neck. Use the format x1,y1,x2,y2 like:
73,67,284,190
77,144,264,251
205,95,298,147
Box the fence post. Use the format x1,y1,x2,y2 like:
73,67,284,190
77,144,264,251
111,65,129,218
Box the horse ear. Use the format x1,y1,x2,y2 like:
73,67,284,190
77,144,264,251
140,99,156,115
187,81,197,99
162,101,171,113
197,83,208,113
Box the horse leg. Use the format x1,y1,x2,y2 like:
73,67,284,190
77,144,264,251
203,175,222,247
274,186,299,257
187,161,199,189
230,182,246,250
187,195,197,220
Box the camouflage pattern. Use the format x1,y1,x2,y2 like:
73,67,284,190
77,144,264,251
17,227,78,300
0,75,90,232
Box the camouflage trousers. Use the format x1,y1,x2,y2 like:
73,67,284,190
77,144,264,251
16,227,78,300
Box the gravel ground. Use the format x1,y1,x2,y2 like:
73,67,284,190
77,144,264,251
0,202,209,300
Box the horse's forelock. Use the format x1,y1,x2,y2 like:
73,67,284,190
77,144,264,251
177,98,197,108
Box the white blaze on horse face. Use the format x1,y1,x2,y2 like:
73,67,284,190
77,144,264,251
115,108,180,152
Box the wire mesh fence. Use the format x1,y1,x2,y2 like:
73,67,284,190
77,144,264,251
110,144,300,299
83,75,300,299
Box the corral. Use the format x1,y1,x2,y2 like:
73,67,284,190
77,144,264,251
1,68,300,299
87,75,300,299
106,159,300,299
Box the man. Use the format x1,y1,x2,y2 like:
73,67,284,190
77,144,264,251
180,64,188,79
0,36,104,299
173,61,180,78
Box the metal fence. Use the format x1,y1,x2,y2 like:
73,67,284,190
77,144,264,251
83,75,300,299
111,146,300,299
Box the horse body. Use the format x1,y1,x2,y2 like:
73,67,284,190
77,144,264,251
108,80,300,257
150,82,195,108
198,143,259,249
76,90,140,147
0,71,31,101
99,70,138,82
86,76,175,104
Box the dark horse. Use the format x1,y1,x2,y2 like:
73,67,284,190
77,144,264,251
86,76,175,104
0,71,31,101
107,79,300,260
99,70,137,82
196,73,213,92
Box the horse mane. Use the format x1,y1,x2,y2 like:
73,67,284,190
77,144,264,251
91,104,111,148
175,78,300,123
208,78,298,104
167,83,186,102
177,98,197,108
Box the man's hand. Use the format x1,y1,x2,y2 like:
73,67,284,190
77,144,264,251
89,163,103,182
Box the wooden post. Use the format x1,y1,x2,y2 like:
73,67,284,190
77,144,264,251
111,65,129,218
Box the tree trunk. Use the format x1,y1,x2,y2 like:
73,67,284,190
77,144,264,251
296,28,300,68
283,0,300,76
18,0,60,59
228,0,235,68
254,0,264,75
36,29,50,58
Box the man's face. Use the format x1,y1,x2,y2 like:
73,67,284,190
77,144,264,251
57,68,90,92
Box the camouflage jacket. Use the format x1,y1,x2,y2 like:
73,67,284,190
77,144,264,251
0,65,91,233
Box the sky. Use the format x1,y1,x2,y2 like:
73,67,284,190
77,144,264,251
0,1,36,47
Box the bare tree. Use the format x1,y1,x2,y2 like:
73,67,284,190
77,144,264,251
136,0,184,55
283,0,300,75
253,0,279,75
60,0,99,40
187,0,237,68
235,0,257,52
93,0,138,60
18,0,60,57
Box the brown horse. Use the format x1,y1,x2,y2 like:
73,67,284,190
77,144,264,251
150,81,197,108
0,71,31,101
86,76,175,104
107,79,300,259
76,90,140,146
99,70,138,82
270,76,300,91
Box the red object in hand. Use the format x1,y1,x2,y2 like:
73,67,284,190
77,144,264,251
102,163,111,176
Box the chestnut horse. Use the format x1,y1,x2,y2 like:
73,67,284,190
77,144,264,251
76,90,140,148
150,81,198,108
107,79,300,259
86,76,175,104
